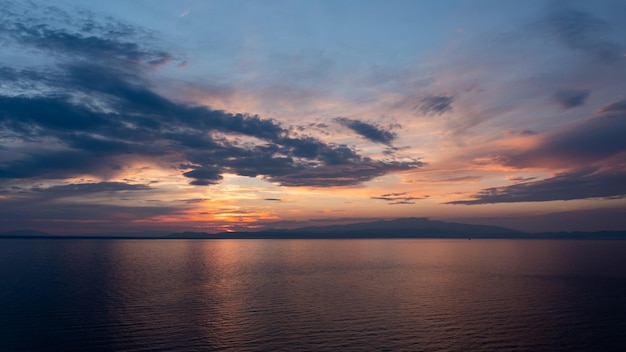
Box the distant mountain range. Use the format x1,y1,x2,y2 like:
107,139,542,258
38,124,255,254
4,217,624,239
168,217,525,239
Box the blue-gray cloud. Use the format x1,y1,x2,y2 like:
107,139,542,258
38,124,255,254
0,2,178,69
335,117,397,145
453,101,626,204
540,5,625,62
506,108,626,168
0,199,184,232
597,99,626,114
0,6,422,189
182,167,224,186
416,95,454,116
32,182,151,195
0,180,178,232
553,89,590,109
449,168,626,204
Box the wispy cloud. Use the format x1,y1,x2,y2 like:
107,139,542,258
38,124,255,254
0,3,180,68
415,95,454,116
553,89,590,109
540,5,624,62
371,192,426,205
0,180,185,232
335,117,397,145
449,168,626,204
596,99,626,114
505,104,626,168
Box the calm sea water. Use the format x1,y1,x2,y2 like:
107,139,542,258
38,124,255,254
1,239,626,351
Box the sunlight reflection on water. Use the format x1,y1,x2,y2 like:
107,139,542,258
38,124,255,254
1,239,626,351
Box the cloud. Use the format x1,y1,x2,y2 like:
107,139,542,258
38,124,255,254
450,207,626,233
449,168,626,204
553,89,590,109
0,182,151,202
0,181,173,231
596,99,626,114
0,3,179,69
506,105,626,168
453,98,626,204
335,117,396,145
506,176,537,183
505,130,538,137
182,167,224,186
540,5,624,62
267,160,420,187
416,95,454,116
0,8,422,189
32,182,151,196
410,175,482,183
0,150,124,180
371,192,426,205
0,200,185,232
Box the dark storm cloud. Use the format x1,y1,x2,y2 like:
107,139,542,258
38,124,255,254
335,117,396,145
0,9,421,189
540,5,624,62
416,95,454,116
553,89,590,109
449,168,626,204
371,192,426,205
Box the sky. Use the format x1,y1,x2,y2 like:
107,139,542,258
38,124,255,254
1,0,625,235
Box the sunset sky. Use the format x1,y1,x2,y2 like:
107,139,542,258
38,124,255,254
1,0,625,234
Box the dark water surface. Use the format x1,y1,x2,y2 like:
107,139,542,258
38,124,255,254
1,239,626,351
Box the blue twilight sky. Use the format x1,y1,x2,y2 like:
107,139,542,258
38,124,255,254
0,0,625,234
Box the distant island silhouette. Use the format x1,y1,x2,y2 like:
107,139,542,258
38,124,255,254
2,218,625,240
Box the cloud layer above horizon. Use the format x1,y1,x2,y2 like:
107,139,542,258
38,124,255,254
1,0,625,233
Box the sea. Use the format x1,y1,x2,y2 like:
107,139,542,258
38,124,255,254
1,239,626,351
